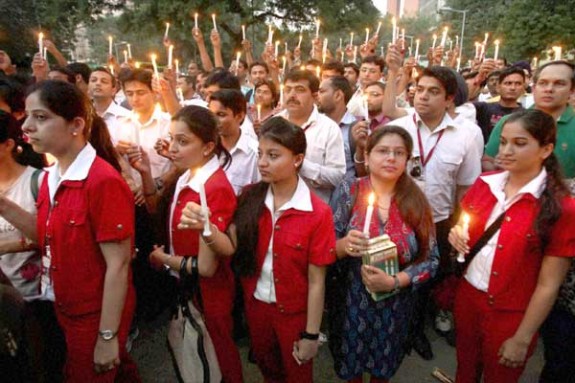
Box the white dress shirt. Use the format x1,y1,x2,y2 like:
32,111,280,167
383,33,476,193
99,101,131,145
224,131,260,195
465,169,547,291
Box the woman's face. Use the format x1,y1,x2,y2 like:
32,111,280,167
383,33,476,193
254,84,274,109
22,91,77,157
366,133,409,182
257,137,302,184
497,121,553,174
168,120,213,171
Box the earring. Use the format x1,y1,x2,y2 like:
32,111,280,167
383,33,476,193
72,132,78,136
16,145,23,154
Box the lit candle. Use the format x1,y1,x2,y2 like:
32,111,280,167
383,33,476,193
110,65,114,75
315,65,321,78
493,40,500,60
168,44,174,68
339,38,343,51
315,18,321,39
199,181,212,237
123,50,128,63
455,35,459,48
268,25,274,44
282,55,287,72
350,32,354,47
38,32,44,58
456,57,461,71
175,59,180,80
392,17,397,43
365,28,370,45
553,46,562,61
176,87,184,103
108,35,112,56
242,25,246,40
274,40,280,57
279,84,284,106
164,22,170,39
440,27,448,48
135,61,140,69
533,56,538,68
151,53,159,78
474,42,480,60
375,21,382,36
432,34,437,49
194,13,198,29
211,14,217,31
257,104,262,120
235,51,241,76
127,43,132,59
363,95,369,121
414,39,420,61
363,193,376,235
353,46,358,63
457,213,470,263
297,33,303,48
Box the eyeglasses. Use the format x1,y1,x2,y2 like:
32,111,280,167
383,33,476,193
380,149,407,158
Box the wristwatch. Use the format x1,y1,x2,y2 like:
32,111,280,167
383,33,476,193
98,329,118,341
392,275,401,293
300,331,320,340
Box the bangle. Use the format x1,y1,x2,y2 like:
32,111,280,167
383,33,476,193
392,275,401,293
353,152,365,164
300,331,320,340
179,256,188,273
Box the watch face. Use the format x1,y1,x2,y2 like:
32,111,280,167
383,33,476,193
100,330,115,340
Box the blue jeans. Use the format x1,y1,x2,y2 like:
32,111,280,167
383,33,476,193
540,306,575,383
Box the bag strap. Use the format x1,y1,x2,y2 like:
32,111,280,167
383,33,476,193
462,212,506,271
30,169,42,202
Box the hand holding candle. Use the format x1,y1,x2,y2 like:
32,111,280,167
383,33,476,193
457,213,470,263
199,181,212,237
363,193,375,236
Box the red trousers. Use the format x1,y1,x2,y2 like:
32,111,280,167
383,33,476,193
204,312,243,383
55,294,139,383
454,279,537,383
245,297,312,383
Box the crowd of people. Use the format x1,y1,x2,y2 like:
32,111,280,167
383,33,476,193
0,19,574,383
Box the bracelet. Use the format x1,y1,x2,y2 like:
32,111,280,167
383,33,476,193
392,275,401,293
353,152,365,164
300,331,320,340
179,256,188,273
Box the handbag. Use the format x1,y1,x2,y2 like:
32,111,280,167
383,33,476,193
167,257,222,383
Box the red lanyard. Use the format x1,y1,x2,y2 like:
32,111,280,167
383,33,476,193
413,114,445,167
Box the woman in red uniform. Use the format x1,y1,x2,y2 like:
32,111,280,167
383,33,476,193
181,117,337,382
141,106,243,382
17,80,138,381
449,109,575,382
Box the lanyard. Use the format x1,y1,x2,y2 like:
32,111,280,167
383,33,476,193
413,114,445,167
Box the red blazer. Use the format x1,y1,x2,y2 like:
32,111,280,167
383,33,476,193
242,190,336,314
37,157,135,317
461,173,575,311
170,168,237,317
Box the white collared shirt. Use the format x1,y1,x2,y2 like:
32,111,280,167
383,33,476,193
465,169,547,291
225,131,260,195
42,143,97,301
279,106,346,203
100,101,131,145
118,108,172,179
168,156,220,275
254,177,313,303
388,112,482,222
347,87,365,118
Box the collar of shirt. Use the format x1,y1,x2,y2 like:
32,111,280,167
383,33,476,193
414,112,457,133
46,143,97,203
558,105,575,124
279,105,319,130
370,112,389,126
229,130,258,156
127,106,169,129
481,168,547,208
340,110,356,126
103,101,130,119
177,155,220,193
264,177,313,215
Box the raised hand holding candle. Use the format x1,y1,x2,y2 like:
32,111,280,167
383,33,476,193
493,40,500,60
127,43,132,59
38,32,44,58
242,25,246,40
432,34,437,50
108,35,113,56
440,27,448,48
363,193,376,235
392,17,397,43
164,22,170,39
457,213,470,263
151,53,159,78
168,44,174,68
211,14,218,31
194,13,199,29
199,181,212,237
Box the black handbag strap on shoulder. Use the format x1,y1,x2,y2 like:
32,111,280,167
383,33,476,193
460,212,506,273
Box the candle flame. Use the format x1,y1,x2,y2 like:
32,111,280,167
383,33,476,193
494,39,500,45
433,34,437,39
236,51,241,59
463,213,470,225
150,53,157,60
135,62,141,68
368,193,375,206
444,26,449,32
154,103,162,114
39,32,44,39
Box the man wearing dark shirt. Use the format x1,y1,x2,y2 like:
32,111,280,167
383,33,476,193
473,66,525,142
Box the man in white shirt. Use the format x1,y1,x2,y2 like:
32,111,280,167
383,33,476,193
208,89,260,195
279,70,345,202
88,67,130,143
347,56,385,118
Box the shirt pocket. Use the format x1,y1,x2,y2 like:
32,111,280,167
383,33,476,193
433,153,462,184
282,231,310,270
306,143,327,165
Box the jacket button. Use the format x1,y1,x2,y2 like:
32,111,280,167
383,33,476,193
117,224,123,230
176,200,181,205
51,265,57,271
273,253,278,258
217,217,223,222
54,201,59,207
296,243,302,250
492,271,498,276
526,233,532,238
69,220,75,225
274,225,280,231
505,216,511,222
274,278,279,283
497,244,503,250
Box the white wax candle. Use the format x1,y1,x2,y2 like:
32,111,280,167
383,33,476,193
363,95,369,121
432,34,437,50
493,40,500,60
353,46,358,63
282,55,287,72
554,46,562,61
483,33,489,46
339,38,342,50
457,213,470,262
274,40,279,57
242,25,246,40
533,56,538,68
440,27,448,48
257,104,262,120
199,181,212,237
315,66,321,78
168,45,174,68
350,32,354,47
376,21,382,36
414,39,420,61
175,59,180,78
164,22,170,39
298,34,303,48
176,87,184,103
392,17,397,43
108,35,112,56
268,25,273,44
123,50,128,63
43,47,47,60
39,32,44,58
211,14,217,31
151,54,159,78
315,19,320,39
363,193,376,235
279,84,284,106
194,13,198,29
365,28,370,45
127,43,132,59
455,35,459,48
456,57,461,71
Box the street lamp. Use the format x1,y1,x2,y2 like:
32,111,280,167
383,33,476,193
438,6,468,66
